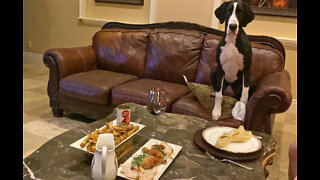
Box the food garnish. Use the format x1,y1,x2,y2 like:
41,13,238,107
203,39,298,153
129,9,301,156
132,153,148,168
153,145,172,160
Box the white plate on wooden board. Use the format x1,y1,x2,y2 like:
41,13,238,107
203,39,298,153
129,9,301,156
117,138,182,180
202,126,262,153
70,119,145,154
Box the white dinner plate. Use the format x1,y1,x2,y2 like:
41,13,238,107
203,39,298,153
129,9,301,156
70,119,145,154
202,126,262,153
117,138,182,180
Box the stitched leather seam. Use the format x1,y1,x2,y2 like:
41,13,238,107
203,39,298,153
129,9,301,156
150,31,204,39
99,30,150,34
172,107,207,120
194,36,206,82
112,91,149,100
74,48,86,72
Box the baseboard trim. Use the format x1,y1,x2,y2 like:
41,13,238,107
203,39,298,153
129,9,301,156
78,17,109,26
287,99,297,114
23,52,43,63
276,37,297,48
292,99,297,104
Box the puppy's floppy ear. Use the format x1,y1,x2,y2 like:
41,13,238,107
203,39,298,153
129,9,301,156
215,1,230,24
242,2,255,27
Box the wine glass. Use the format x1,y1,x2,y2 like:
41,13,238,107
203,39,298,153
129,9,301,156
146,88,166,138
146,88,157,138
154,89,167,117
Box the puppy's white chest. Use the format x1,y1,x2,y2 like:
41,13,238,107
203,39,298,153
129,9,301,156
220,43,244,83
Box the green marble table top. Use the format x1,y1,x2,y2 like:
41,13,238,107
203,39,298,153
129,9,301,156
23,103,276,180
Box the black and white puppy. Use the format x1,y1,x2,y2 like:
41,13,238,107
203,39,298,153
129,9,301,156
211,0,255,120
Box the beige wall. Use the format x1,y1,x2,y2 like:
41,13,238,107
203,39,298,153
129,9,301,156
154,0,214,27
23,0,100,54
245,15,297,39
85,0,150,23
23,0,297,99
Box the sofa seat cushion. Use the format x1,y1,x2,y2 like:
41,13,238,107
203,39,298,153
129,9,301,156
111,78,190,112
171,93,212,119
59,70,139,105
184,80,238,119
171,93,243,128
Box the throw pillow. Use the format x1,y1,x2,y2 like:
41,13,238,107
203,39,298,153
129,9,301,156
183,76,238,120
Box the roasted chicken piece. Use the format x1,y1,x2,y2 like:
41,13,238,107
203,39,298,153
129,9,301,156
151,144,165,150
142,147,164,159
161,141,173,157
140,156,166,170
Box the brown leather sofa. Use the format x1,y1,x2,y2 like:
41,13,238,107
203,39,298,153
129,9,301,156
43,21,292,134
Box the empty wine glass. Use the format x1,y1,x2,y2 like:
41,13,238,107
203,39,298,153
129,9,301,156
146,88,166,138
155,89,167,117
146,88,157,138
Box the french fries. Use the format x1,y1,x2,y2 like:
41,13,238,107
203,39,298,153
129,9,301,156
81,122,139,153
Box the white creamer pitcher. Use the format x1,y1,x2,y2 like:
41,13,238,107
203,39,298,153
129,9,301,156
91,134,118,180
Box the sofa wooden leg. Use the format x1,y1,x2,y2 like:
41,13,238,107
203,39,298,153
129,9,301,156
52,107,64,117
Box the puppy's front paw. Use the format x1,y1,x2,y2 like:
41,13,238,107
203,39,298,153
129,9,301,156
212,107,221,120
232,101,246,121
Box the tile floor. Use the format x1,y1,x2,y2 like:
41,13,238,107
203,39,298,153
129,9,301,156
23,57,297,180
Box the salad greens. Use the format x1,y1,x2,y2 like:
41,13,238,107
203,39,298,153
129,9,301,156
131,153,148,167
153,145,173,160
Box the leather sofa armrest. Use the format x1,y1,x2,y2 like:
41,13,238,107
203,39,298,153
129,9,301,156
43,46,97,80
43,46,97,116
244,70,292,134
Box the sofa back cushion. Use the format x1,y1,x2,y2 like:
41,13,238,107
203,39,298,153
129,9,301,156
194,34,220,86
144,29,204,84
92,29,151,77
194,35,285,87
249,43,284,84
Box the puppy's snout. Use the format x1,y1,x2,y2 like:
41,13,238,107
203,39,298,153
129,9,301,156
229,23,237,31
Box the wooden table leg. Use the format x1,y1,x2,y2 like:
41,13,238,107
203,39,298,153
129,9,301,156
262,152,276,178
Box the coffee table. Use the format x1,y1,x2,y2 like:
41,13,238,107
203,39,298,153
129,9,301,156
23,103,276,179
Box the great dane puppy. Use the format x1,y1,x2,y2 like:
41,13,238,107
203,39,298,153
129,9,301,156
211,0,255,120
